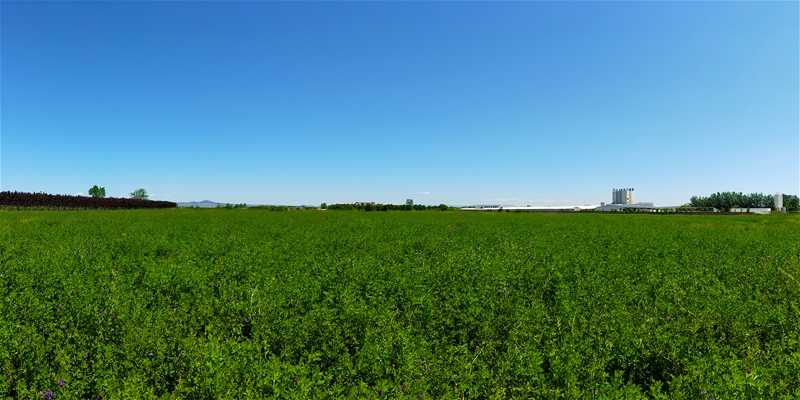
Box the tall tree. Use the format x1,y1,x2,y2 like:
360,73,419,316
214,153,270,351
130,188,149,200
782,194,799,212
88,185,106,198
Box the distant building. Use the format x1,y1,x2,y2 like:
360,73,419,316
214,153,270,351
595,188,660,211
459,188,761,214
595,203,659,212
731,208,771,214
612,188,635,204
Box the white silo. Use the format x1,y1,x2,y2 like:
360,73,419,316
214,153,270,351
775,193,784,212
612,188,635,204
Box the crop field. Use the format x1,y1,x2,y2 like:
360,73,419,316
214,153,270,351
1,210,799,399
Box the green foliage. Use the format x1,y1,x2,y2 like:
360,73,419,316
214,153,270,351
129,188,149,200
1,211,799,398
326,203,446,211
689,192,788,212
88,185,106,199
783,194,799,212
217,203,248,209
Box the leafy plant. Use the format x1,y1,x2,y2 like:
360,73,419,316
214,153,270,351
88,185,106,198
130,188,149,200
1,211,798,398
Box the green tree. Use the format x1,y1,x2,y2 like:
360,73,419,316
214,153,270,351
130,188,149,200
88,185,106,198
320,203,327,209
783,194,799,212
439,204,448,211
689,191,775,212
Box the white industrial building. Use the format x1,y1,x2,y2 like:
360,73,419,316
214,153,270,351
462,188,784,213
594,203,659,212
730,208,771,214
612,188,634,205
463,188,661,212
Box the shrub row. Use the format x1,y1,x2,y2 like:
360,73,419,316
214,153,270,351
0,191,176,210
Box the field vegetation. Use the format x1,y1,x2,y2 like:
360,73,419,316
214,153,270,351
1,210,798,398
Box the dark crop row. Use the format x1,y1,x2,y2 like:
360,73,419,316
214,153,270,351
0,191,176,210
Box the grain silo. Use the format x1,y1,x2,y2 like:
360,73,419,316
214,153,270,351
612,188,635,205
774,193,785,212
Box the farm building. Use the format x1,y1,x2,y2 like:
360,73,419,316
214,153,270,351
595,203,659,212
463,188,669,212
730,208,772,214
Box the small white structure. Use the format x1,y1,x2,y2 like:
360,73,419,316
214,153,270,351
731,208,771,214
774,193,785,212
596,203,659,212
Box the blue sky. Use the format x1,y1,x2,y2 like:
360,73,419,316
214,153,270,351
2,1,798,206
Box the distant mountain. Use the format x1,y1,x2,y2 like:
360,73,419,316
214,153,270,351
176,200,222,208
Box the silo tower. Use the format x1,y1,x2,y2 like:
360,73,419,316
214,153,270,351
775,193,785,212
612,188,635,204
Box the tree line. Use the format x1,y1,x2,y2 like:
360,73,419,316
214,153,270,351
689,192,799,212
89,185,149,200
0,191,176,210
325,202,451,211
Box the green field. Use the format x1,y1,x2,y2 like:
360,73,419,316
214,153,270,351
1,210,799,399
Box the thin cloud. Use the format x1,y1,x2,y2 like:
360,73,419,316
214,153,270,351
418,191,430,195
76,192,83,196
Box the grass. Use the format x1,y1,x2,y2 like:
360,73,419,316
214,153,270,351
1,209,798,398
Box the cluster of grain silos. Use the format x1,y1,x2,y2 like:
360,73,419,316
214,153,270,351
612,188,635,205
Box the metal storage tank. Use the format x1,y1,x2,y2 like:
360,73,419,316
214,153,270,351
612,188,635,204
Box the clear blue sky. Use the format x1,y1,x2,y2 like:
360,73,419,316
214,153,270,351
2,1,798,206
